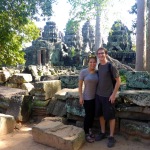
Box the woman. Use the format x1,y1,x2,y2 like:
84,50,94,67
78,55,98,143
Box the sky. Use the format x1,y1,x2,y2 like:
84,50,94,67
35,0,136,42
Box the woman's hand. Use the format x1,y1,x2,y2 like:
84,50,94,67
79,97,84,106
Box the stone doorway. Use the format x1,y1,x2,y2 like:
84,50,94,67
37,48,46,65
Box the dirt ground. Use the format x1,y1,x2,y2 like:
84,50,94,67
0,123,149,150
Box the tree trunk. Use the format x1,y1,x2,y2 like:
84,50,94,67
146,0,150,72
135,0,146,71
94,3,102,51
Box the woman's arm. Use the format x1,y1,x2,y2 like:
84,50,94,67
78,80,84,105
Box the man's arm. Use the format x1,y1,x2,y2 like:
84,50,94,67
109,76,121,103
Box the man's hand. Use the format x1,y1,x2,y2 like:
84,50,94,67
109,94,116,104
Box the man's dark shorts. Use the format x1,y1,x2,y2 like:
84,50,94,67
95,94,115,121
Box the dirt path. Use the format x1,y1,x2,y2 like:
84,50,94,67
0,123,149,150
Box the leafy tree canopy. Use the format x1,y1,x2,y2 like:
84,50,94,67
0,0,56,66
68,0,108,21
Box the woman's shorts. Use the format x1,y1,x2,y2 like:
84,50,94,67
95,94,115,121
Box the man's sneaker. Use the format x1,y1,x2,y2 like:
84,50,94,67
107,137,116,148
95,133,106,141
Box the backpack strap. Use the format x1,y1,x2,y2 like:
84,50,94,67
108,63,116,87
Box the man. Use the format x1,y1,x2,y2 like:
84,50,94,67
95,47,121,148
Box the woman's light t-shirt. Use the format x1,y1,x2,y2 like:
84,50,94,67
79,68,98,100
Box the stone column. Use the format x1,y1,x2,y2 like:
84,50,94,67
37,50,41,65
42,49,46,65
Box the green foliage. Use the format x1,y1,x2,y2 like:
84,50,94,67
65,19,80,33
70,46,76,57
129,3,137,35
67,0,109,21
119,69,127,83
0,0,55,66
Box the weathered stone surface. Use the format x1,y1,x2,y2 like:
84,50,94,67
21,83,34,92
32,107,47,116
46,97,66,117
51,100,66,117
46,97,57,114
66,88,79,99
60,75,78,89
120,119,150,139
9,73,32,83
6,95,33,122
0,86,27,113
40,75,59,81
67,113,84,122
126,71,150,89
116,111,150,121
6,83,22,88
66,98,85,117
33,100,50,107
117,106,150,114
0,113,15,135
119,90,150,106
32,120,85,150
0,71,11,83
33,80,61,100
42,117,67,124
0,86,27,99
65,88,84,117
55,88,77,100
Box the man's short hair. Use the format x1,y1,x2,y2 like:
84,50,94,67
96,47,108,55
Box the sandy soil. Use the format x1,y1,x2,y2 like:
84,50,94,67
0,123,149,150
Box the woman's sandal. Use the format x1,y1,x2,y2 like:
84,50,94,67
90,133,95,138
85,134,95,143
89,130,95,138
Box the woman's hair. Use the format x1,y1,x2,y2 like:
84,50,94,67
96,47,108,55
88,54,97,62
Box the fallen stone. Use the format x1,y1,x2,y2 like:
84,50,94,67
6,95,33,122
32,80,61,100
32,120,85,150
55,88,77,101
9,73,32,83
0,86,27,112
51,100,66,117
21,83,34,92
42,116,67,124
120,119,150,139
0,70,11,83
126,71,150,89
119,90,150,106
66,89,85,117
60,75,78,89
0,113,16,135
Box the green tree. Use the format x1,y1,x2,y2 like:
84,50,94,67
129,3,137,35
0,0,55,66
135,0,146,71
146,0,150,72
67,0,130,51
67,0,109,51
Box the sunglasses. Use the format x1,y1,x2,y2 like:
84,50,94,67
88,54,96,58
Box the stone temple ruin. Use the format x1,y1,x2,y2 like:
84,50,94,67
24,20,136,67
0,20,149,150
106,20,136,66
24,21,92,67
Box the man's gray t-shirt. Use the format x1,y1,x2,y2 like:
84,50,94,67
96,62,119,97
79,68,98,100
